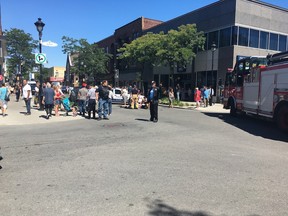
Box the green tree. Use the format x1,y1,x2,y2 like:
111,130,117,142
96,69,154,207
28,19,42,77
156,24,205,86
118,32,164,89
62,36,111,82
4,28,38,77
118,24,205,87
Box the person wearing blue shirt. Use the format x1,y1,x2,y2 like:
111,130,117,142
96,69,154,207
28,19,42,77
0,83,8,117
203,86,210,107
147,81,160,123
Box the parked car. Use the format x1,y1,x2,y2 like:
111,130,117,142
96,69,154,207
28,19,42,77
112,88,123,103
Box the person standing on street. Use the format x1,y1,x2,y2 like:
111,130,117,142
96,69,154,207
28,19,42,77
53,85,64,117
42,82,55,119
168,87,174,108
22,80,32,115
96,80,111,120
108,86,113,115
34,81,40,108
87,85,97,119
148,81,160,123
0,83,9,117
78,83,88,117
15,83,21,102
130,85,139,109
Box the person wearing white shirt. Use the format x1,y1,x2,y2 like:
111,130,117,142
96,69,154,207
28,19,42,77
22,80,32,115
108,88,114,116
87,85,97,119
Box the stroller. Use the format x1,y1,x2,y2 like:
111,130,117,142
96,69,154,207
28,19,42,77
62,97,72,116
62,97,78,117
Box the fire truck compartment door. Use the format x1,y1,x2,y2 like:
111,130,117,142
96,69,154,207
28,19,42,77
259,73,275,113
243,82,259,111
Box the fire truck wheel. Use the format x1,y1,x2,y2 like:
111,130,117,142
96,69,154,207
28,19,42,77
277,104,288,132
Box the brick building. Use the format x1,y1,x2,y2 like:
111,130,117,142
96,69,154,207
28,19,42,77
96,17,162,86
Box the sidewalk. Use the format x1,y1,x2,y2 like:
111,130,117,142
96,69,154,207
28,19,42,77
0,95,82,126
159,103,229,114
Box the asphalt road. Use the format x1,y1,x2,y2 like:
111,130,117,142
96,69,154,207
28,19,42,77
0,105,288,216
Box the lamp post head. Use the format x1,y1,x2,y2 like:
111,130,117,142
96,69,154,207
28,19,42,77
34,18,45,37
211,42,217,52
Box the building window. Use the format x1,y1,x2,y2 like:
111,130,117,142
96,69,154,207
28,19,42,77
270,33,278,51
249,29,259,48
208,31,219,49
279,35,287,52
260,31,269,49
238,27,249,46
232,26,238,45
219,27,231,47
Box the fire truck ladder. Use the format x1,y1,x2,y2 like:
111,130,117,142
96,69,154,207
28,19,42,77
267,51,288,65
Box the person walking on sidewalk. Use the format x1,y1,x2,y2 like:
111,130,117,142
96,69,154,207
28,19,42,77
0,83,9,117
42,82,55,119
54,85,64,117
168,87,174,108
78,83,88,117
148,81,160,123
96,80,111,120
87,85,97,119
194,87,201,108
22,80,32,115
208,85,214,106
15,84,21,102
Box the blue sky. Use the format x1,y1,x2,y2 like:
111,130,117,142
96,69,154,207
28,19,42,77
2,0,288,68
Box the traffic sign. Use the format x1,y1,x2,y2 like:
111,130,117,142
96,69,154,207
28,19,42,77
35,53,47,64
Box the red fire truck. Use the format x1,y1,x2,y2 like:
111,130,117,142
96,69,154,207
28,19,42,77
223,51,288,131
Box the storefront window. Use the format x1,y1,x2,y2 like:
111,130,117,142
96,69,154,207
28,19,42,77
260,31,269,49
232,26,238,45
249,29,259,48
208,31,219,49
238,27,249,46
270,33,278,51
219,27,231,47
279,35,287,51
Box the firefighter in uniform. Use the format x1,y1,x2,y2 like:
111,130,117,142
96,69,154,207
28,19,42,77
130,85,139,109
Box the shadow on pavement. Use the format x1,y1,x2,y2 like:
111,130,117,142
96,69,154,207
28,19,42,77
135,118,150,122
203,112,288,142
146,199,261,216
146,199,211,216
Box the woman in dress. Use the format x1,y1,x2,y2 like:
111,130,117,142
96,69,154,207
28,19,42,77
194,87,201,108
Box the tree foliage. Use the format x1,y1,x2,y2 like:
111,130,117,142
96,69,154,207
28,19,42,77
118,24,205,81
62,36,111,78
157,24,205,71
4,28,38,76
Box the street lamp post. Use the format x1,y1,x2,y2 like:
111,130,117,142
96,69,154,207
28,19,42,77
34,18,45,110
211,42,217,100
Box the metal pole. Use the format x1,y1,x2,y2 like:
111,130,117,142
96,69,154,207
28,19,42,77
212,50,214,84
38,34,44,110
